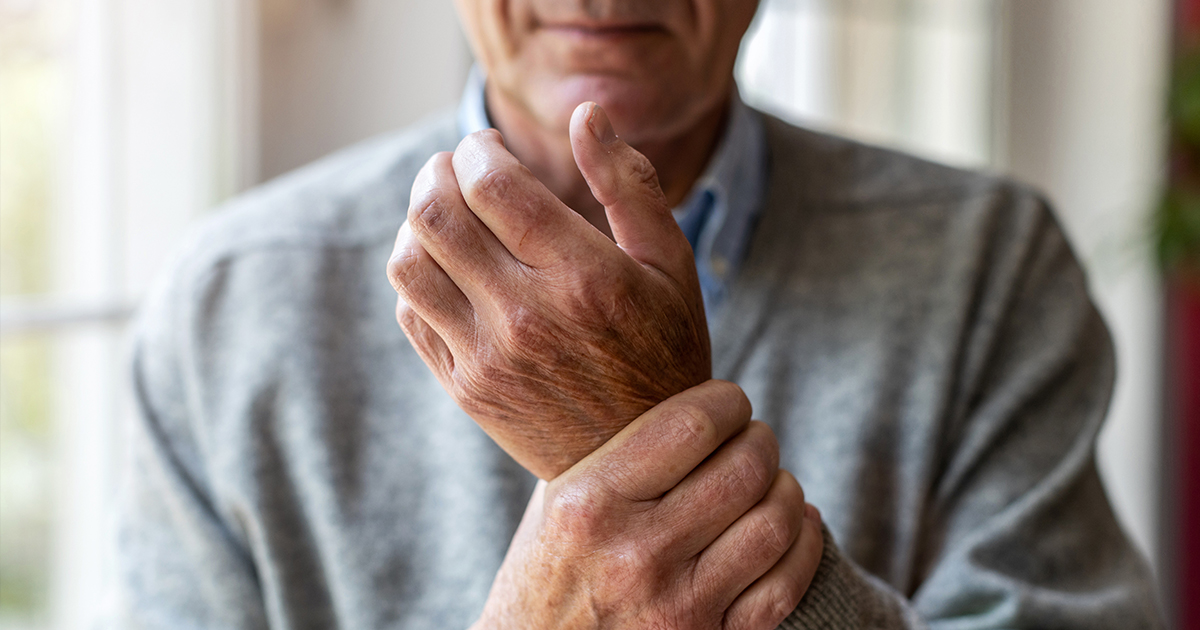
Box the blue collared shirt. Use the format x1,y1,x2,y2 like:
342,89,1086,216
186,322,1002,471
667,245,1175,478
457,67,767,318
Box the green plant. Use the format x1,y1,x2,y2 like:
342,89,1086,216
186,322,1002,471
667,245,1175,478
1157,46,1200,274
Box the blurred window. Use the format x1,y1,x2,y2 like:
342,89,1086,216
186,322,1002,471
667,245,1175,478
739,0,1000,167
1,1,86,627
1,0,208,627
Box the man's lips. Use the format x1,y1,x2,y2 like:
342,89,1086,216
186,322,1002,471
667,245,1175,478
538,22,667,39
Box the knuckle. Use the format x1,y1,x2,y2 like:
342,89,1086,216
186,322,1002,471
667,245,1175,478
498,302,552,349
726,445,773,499
602,543,657,587
385,247,421,292
750,508,794,558
408,157,456,228
463,163,516,205
662,403,717,455
543,482,611,543
407,191,450,237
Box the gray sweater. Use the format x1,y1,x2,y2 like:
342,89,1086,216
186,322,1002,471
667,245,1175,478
112,110,1164,629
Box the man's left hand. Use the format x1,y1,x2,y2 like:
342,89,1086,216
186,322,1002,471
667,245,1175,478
386,102,710,480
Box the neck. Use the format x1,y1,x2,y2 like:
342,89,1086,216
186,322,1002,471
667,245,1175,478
485,85,730,238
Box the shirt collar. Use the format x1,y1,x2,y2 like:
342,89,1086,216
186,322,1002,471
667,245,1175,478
674,89,767,315
457,65,492,138
456,66,767,317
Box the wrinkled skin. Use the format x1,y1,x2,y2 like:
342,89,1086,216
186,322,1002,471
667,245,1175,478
390,0,758,481
388,104,710,480
471,382,825,630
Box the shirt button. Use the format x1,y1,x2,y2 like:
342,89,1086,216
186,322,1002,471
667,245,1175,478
710,256,729,277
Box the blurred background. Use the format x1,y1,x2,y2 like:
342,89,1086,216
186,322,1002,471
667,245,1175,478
0,0,1187,628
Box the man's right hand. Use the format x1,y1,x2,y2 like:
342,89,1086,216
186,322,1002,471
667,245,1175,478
388,103,710,481
472,380,825,630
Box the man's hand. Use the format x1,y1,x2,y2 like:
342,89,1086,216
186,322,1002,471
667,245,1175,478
387,102,710,479
473,381,825,630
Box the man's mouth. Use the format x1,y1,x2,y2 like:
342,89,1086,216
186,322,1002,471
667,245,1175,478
538,21,667,39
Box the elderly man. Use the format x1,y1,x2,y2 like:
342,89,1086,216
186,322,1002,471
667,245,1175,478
114,0,1163,628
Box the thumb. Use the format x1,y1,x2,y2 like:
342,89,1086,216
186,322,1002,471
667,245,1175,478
570,102,692,276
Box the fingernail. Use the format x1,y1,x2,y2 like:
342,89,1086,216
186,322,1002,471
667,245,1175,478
588,103,618,145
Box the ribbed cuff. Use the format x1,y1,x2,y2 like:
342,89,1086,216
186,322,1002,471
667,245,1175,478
778,526,863,630
777,526,925,630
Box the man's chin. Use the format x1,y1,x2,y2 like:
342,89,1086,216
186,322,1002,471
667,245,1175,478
537,75,688,143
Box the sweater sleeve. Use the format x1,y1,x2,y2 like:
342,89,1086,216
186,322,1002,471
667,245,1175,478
103,260,270,629
781,528,925,629
779,190,1164,629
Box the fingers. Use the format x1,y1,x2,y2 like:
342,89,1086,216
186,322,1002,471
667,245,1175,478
406,152,519,307
451,129,612,269
562,380,752,502
395,300,455,382
722,506,825,630
653,421,779,559
569,102,694,280
386,221,474,352
694,470,808,611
